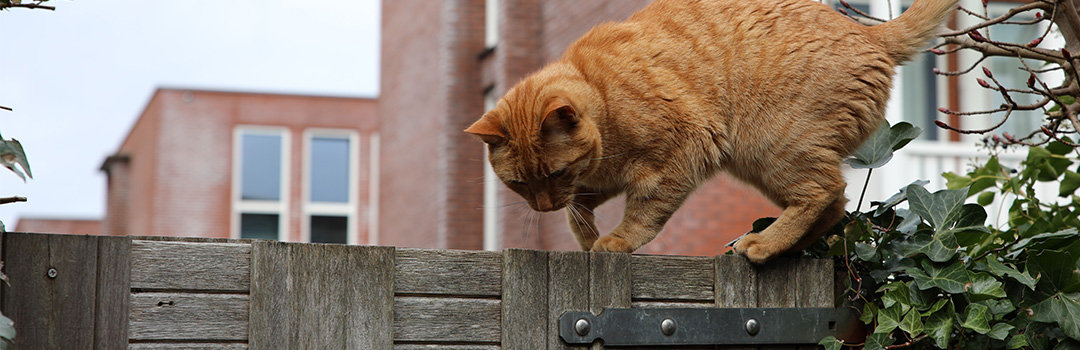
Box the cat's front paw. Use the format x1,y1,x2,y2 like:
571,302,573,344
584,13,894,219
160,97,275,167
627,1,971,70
591,236,634,253
732,234,779,264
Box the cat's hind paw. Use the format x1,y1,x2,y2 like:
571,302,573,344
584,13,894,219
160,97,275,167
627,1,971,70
591,236,634,253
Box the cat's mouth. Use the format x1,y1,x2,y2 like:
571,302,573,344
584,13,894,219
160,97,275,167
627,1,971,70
529,195,569,212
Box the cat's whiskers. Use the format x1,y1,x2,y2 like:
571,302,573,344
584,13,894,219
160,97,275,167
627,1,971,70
569,202,599,240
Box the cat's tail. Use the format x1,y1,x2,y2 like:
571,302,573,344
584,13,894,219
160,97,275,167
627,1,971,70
868,0,958,63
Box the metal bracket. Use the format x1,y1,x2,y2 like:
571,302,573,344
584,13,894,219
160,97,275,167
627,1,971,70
559,307,860,346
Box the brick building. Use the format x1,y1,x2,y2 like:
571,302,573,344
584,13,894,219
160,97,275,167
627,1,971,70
99,89,379,244
377,0,780,255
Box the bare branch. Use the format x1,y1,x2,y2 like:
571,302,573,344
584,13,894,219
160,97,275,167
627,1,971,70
942,2,1052,37
0,196,27,205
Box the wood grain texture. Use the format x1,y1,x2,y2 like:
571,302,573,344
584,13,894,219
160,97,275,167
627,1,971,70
393,297,501,344
502,249,548,350
589,252,631,350
129,292,249,341
393,345,500,350
548,251,589,350
95,235,132,349
131,240,251,291
630,255,714,301
249,242,395,350
2,233,99,349
128,343,248,349
714,255,757,308
394,248,502,297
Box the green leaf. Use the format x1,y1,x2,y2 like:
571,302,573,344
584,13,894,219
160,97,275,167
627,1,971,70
864,332,894,350
987,322,1014,340
848,121,923,169
861,302,879,325
986,258,1038,290
967,271,1007,300
880,282,912,308
925,303,954,348
961,303,992,334
910,260,969,294
819,336,843,350
1007,334,1029,349
1028,292,1080,340
1062,171,1080,197
873,181,931,217
0,134,31,182
907,185,968,232
977,191,996,206
1028,249,1080,293
1014,228,1079,252
876,304,904,334
856,242,877,261
922,298,949,317
944,172,974,190
900,306,924,335
902,230,959,262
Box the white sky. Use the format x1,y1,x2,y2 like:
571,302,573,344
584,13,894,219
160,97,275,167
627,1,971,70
0,0,381,228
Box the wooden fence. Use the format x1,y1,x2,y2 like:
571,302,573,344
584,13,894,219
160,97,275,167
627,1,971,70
0,232,839,349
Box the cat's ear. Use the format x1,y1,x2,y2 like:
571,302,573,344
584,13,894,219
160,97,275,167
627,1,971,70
464,114,507,145
541,99,579,137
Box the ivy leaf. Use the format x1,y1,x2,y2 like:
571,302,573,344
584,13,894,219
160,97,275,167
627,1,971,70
910,260,969,294
987,322,1015,340
977,191,996,206
1028,250,1080,293
1027,292,1080,339
986,258,1038,290
902,230,959,262
907,185,968,232
0,133,31,182
899,306,924,335
979,299,1016,320
1014,228,1079,252
925,302,954,349
880,281,912,308
943,172,973,190
967,271,1007,301
856,242,878,261
961,303,992,334
861,302,879,325
1007,334,1029,349
872,180,930,216
0,313,12,343
876,304,904,334
819,336,843,350
1061,171,1080,197
848,121,923,169
864,332,894,350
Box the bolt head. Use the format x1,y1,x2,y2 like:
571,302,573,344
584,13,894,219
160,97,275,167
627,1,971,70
574,318,590,336
47,268,57,279
745,318,760,336
661,318,676,336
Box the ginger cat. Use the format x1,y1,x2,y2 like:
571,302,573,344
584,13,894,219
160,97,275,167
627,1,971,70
465,0,957,263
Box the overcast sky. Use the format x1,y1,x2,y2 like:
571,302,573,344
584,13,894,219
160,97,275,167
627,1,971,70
0,0,381,228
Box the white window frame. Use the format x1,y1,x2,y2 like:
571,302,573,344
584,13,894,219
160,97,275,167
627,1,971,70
231,126,291,241
301,128,360,244
485,0,499,48
483,90,501,251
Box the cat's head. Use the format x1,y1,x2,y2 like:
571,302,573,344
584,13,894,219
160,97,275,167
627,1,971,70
464,70,601,212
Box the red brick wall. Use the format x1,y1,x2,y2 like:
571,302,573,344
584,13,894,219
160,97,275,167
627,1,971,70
108,89,377,242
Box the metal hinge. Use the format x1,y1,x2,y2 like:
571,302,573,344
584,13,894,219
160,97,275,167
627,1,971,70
559,307,860,346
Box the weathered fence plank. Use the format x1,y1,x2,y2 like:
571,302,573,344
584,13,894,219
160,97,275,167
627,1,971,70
394,297,502,343
394,248,502,297
2,233,100,349
548,250,589,350
589,252,631,350
131,240,251,292
249,241,395,349
128,292,249,341
502,249,548,350
96,235,133,349
128,343,248,349
630,255,715,302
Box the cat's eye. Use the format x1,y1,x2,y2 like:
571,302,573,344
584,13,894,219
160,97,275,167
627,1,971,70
550,168,567,178
508,179,526,185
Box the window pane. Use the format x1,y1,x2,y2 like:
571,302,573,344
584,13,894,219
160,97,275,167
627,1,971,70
241,134,282,201
310,137,350,203
310,215,348,244
240,213,279,240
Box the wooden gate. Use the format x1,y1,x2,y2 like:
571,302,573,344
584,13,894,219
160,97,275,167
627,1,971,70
0,232,837,349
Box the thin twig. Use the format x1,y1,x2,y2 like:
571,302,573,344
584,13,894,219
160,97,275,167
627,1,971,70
0,3,56,10
0,196,27,205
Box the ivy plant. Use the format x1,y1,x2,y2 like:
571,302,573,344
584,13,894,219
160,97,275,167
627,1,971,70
798,122,1080,350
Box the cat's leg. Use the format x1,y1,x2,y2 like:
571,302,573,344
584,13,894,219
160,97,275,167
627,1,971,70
566,188,617,250
591,183,693,253
733,162,847,264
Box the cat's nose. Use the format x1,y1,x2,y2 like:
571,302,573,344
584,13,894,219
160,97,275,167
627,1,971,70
535,193,555,212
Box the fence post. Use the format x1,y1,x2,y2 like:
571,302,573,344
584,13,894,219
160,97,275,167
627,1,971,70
502,249,549,350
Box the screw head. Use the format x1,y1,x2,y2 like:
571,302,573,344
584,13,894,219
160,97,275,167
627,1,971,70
745,318,760,336
661,318,676,336
574,318,591,336
47,268,57,279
